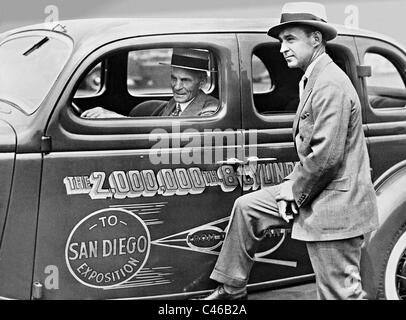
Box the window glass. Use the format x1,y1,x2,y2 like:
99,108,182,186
75,62,104,97
74,47,219,119
252,45,301,115
252,55,274,94
0,34,72,114
127,48,213,96
365,52,406,109
365,52,405,89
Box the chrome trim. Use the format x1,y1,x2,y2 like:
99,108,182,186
45,145,242,158
114,273,315,300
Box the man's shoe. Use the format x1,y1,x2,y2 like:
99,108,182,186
198,286,247,300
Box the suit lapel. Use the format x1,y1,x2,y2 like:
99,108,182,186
162,99,176,116
181,90,206,116
292,54,333,139
293,85,312,138
163,90,206,116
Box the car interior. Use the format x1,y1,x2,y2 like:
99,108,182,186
71,48,220,118
71,42,368,119
252,42,354,115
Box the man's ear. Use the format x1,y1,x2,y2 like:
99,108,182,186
199,76,208,88
312,31,323,47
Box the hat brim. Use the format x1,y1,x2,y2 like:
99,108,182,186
159,62,217,73
268,20,337,41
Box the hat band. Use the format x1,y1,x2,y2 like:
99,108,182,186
280,12,326,23
171,54,209,71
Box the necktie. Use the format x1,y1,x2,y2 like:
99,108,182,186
299,76,308,99
171,104,182,116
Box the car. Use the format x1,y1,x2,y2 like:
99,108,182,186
0,18,405,300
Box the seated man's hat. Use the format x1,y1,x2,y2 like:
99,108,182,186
161,48,216,72
268,2,337,41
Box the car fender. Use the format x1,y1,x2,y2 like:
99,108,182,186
361,160,406,299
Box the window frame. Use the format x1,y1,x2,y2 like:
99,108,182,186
71,44,221,119
74,60,107,98
365,49,406,87
355,35,406,124
250,42,302,117
45,33,241,152
364,50,406,111
251,54,275,95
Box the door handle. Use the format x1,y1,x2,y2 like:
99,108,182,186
217,157,276,165
216,158,245,165
246,156,277,163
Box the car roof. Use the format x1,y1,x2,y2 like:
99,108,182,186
2,18,405,54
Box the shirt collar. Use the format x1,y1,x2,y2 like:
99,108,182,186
178,97,195,112
303,52,326,79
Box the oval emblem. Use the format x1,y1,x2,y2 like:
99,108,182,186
65,208,151,288
186,227,225,251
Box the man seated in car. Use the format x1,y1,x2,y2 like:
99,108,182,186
81,48,219,118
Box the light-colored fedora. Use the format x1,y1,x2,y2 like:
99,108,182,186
268,2,337,41
160,48,216,72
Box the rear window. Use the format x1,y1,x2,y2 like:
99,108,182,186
365,52,405,89
364,51,406,109
0,34,73,114
252,44,302,115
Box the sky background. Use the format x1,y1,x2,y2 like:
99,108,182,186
0,0,405,46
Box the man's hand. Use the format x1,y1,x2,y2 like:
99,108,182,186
81,107,125,119
277,180,295,201
276,180,299,223
276,200,298,223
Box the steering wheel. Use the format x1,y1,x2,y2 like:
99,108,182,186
71,102,83,116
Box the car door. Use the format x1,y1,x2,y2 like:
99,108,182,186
236,33,363,288
354,36,406,181
33,34,243,299
236,32,311,288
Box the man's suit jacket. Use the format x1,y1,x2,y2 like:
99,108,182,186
158,90,219,117
288,54,379,241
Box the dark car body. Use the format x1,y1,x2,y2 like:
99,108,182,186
0,18,405,300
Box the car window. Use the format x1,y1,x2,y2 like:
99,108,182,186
127,48,214,96
75,62,104,97
252,55,274,94
73,47,220,119
252,44,301,115
0,34,73,114
365,52,406,109
365,52,405,89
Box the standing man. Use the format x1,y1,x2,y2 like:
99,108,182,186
200,2,379,300
81,48,218,118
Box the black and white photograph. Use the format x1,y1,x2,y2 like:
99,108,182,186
0,0,405,308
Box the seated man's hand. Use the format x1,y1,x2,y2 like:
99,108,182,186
275,180,298,223
81,107,125,119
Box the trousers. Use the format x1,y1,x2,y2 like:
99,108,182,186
209,185,366,300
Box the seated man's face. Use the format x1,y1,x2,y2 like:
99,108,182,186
170,67,203,103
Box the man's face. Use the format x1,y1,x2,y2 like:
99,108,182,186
170,67,203,103
278,26,316,70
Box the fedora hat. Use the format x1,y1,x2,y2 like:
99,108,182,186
268,2,337,41
160,48,216,72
